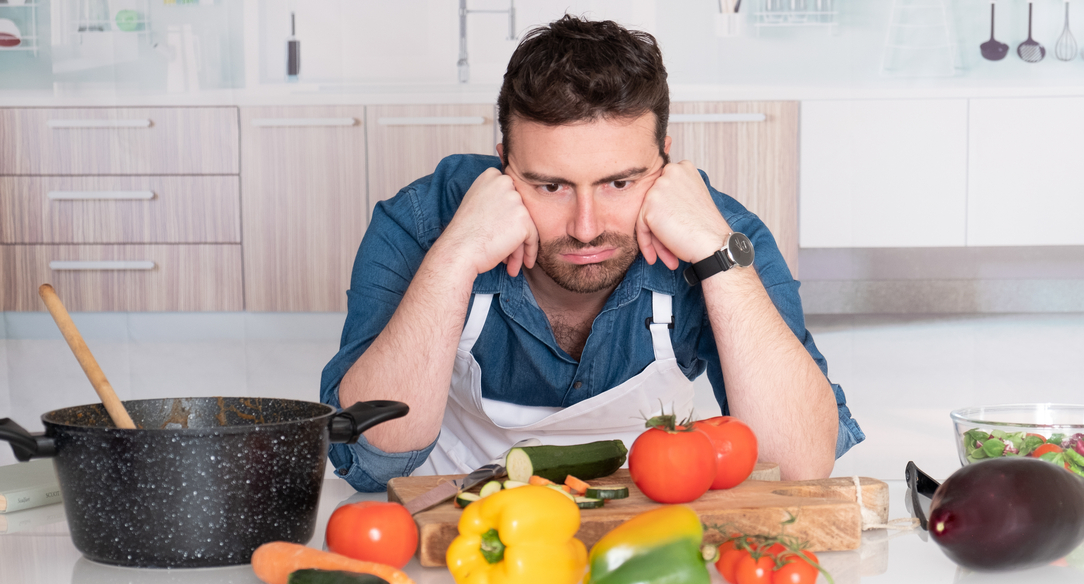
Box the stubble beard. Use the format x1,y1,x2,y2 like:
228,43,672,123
535,232,639,294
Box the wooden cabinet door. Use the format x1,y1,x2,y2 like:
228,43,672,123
799,99,968,250
968,97,1084,246
668,102,800,276
365,104,497,220
240,106,368,312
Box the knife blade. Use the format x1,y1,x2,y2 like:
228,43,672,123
403,462,506,515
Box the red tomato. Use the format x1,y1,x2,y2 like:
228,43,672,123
772,551,819,584
325,501,418,568
735,553,775,584
628,424,716,503
715,546,749,584
693,416,759,490
1032,443,1064,457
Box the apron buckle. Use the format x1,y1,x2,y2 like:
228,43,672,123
644,316,674,330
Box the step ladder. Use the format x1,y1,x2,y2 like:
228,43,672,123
881,0,958,77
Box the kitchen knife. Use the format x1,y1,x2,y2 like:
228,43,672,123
402,438,540,515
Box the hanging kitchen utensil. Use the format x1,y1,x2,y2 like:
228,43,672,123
1055,1,1077,61
1017,2,1045,63
980,1,1009,61
37,284,136,430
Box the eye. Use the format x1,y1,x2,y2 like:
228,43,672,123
610,180,630,189
541,183,561,193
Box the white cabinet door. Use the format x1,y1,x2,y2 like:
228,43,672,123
968,97,1084,246
800,99,968,248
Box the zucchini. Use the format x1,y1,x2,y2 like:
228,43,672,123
288,569,389,584
574,496,606,509
505,440,628,483
585,485,630,500
479,480,503,497
503,480,529,489
455,492,481,508
546,484,577,501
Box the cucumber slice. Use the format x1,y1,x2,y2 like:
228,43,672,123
455,492,481,508
479,480,503,498
585,485,630,500
574,496,605,509
505,440,628,483
288,569,389,584
502,480,529,489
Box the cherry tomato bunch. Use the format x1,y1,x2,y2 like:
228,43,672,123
714,536,828,584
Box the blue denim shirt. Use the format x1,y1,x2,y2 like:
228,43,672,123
321,154,864,492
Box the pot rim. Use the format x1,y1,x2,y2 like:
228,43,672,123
41,396,337,435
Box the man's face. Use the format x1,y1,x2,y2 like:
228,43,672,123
500,113,670,294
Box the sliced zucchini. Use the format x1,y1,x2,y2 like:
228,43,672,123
479,480,503,498
505,440,628,483
585,485,630,500
455,492,482,508
574,496,605,509
288,569,389,584
502,480,529,489
546,484,577,501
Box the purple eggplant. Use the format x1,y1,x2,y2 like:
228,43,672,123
928,457,1084,571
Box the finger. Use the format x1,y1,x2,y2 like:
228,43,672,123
654,239,680,271
636,214,658,265
506,246,524,277
522,228,539,270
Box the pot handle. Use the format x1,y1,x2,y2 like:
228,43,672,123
328,400,409,444
0,419,58,462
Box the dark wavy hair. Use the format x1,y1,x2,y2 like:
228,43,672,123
497,15,670,161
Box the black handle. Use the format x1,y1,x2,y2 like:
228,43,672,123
905,461,942,531
0,418,58,461
327,400,409,444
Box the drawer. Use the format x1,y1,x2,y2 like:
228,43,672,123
0,244,243,312
0,176,241,244
0,107,239,175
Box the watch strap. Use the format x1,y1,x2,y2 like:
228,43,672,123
683,249,731,286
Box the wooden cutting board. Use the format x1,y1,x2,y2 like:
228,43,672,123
387,464,889,568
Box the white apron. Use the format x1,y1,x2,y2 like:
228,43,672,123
414,291,696,475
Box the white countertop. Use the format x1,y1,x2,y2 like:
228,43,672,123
3,478,1082,584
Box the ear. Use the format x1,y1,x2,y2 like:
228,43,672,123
496,142,505,165
663,135,672,157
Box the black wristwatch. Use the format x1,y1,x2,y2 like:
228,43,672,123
683,232,754,286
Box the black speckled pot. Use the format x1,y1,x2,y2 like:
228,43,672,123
0,397,407,568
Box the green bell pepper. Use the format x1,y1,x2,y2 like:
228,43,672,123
585,505,709,584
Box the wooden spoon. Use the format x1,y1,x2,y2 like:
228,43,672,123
38,284,136,429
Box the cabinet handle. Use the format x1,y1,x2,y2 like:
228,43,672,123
49,261,156,271
250,118,358,127
376,116,487,126
47,190,155,201
669,113,767,123
46,119,153,129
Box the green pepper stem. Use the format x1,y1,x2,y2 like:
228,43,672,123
479,528,506,564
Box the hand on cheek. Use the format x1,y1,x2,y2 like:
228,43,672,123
442,167,539,278
638,161,730,269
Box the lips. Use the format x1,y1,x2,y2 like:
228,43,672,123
561,247,617,265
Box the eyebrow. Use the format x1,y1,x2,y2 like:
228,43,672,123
520,166,650,187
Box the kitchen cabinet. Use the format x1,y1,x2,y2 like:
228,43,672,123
967,97,1084,246
240,106,368,312
365,104,497,221
668,101,800,275
0,107,242,312
799,99,968,249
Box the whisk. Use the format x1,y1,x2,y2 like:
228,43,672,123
1056,1,1077,61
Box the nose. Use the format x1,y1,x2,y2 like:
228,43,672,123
569,190,603,244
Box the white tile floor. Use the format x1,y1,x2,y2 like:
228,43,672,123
3,312,1082,483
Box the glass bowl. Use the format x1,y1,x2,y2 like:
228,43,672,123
950,403,1084,468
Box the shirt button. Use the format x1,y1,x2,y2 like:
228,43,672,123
337,468,349,476
573,381,583,389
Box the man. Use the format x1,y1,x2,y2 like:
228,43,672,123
321,16,863,491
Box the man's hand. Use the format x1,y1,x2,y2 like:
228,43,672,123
440,168,539,278
636,160,730,269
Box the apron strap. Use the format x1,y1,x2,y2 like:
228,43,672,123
649,292,676,361
460,294,493,352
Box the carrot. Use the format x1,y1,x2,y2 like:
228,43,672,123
251,541,414,584
528,475,555,486
564,475,590,496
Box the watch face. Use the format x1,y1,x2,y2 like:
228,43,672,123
726,232,755,267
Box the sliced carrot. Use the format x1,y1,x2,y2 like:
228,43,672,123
528,475,555,487
250,541,415,584
564,475,590,496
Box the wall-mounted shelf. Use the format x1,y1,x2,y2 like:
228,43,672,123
0,1,40,56
754,0,838,29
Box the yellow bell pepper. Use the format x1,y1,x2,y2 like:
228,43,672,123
446,485,587,584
